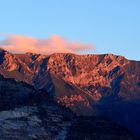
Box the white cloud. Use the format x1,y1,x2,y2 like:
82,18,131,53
0,34,94,54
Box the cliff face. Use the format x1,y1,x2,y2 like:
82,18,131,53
0,49,140,136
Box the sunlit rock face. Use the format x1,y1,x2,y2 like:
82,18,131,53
1,51,140,102
0,49,140,137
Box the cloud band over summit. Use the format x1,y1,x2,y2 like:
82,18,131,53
0,34,94,54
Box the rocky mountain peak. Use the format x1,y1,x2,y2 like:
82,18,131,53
0,50,140,137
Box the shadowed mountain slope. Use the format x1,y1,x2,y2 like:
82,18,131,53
0,73,133,140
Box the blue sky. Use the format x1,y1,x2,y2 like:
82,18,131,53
0,0,140,60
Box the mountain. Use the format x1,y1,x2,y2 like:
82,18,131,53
0,48,140,138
